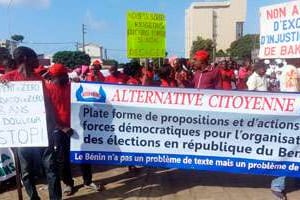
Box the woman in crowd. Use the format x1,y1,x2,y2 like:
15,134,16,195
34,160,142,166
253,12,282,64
86,60,105,82
124,62,143,85
236,58,252,90
105,64,127,84
1,46,62,200
158,63,177,87
219,60,235,90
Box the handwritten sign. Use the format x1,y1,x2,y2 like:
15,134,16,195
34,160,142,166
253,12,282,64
0,81,48,147
259,1,300,58
71,82,300,177
127,11,166,58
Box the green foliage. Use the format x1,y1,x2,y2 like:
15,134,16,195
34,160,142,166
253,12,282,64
190,36,214,58
102,59,118,67
227,34,260,60
130,58,140,64
216,49,228,57
11,34,24,42
52,51,91,69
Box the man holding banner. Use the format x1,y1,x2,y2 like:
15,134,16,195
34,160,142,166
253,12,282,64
259,1,300,199
0,46,62,200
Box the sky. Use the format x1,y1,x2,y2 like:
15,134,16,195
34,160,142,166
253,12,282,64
0,0,290,62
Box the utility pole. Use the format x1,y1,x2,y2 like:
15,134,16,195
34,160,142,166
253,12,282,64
212,10,217,62
104,48,108,60
75,42,79,51
82,24,87,53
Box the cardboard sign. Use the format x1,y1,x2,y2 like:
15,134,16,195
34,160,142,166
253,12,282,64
127,11,166,58
0,81,48,147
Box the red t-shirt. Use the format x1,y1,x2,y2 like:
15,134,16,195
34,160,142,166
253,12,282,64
105,72,127,84
160,79,176,87
86,71,105,82
127,77,140,85
237,66,251,90
45,82,71,127
0,66,5,75
2,69,42,81
220,68,234,90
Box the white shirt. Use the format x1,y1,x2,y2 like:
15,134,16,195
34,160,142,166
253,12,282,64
247,72,267,91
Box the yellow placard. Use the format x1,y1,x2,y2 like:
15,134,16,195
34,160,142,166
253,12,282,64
127,11,166,58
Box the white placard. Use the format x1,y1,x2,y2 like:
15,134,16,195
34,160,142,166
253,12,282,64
0,81,48,147
259,1,300,58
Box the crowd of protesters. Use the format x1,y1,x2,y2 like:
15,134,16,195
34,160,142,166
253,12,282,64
0,46,299,200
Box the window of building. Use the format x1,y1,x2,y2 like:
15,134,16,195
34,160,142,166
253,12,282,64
236,22,244,40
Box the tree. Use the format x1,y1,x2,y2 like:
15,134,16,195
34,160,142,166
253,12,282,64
11,34,24,42
216,49,228,57
190,36,214,59
227,34,260,60
102,59,118,67
52,51,91,69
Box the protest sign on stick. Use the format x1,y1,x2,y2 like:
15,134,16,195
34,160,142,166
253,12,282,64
127,11,166,58
0,81,48,148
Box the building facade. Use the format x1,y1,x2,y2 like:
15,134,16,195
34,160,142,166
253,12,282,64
0,39,18,54
185,0,247,58
79,43,104,62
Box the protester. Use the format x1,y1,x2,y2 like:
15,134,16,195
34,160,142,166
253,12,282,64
141,65,154,86
269,61,299,200
219,60,235,90
267,72,280,92
279,63,299,92
246,61,267,91
0,47,14,75
86,60,105,82
192,50,222,89
34,65,51,80
158,64,176,87
237,58,252,90
105,64,127,84
124,62,143,85
123,62,145,172
46,63,105,195
245,61,286,199
169,57,191,88
0,46,62,200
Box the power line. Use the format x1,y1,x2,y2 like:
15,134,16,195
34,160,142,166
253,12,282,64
22,41,77,45
106,48,126,52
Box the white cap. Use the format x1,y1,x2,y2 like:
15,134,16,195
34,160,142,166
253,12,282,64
275,59,282,64
264,59,270,65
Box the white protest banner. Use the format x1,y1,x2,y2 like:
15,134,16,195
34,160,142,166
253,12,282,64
71,82,300,177
259,1,300,58
0,148,16,181
0,81,48,147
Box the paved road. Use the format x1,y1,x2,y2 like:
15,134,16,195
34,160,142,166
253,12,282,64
1,166,300,200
